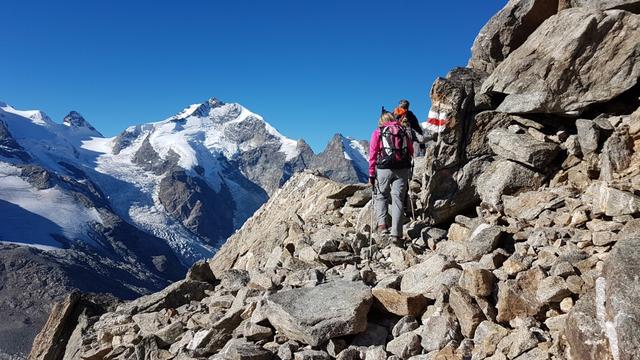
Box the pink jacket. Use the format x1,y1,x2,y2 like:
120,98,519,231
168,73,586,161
368,121,414,177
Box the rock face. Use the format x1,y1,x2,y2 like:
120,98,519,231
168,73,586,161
264,281,373,346
568,0,640,11
468,0,559,73
312,134,369,184
566,236,640,360
27,293,81,360
158,170,240,244
482,8,640,115
487,128,560,169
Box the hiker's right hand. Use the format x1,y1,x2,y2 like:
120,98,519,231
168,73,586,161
369,176,375,186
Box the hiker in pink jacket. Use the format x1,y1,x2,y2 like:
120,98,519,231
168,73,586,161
368,112,414,243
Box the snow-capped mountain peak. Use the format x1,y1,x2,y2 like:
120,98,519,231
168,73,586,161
0,102,53,127
63,111,103,137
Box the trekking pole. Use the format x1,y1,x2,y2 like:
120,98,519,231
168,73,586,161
368,178,376,262
408,161,416,221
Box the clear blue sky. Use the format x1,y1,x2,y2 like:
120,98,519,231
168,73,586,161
1,0,505,152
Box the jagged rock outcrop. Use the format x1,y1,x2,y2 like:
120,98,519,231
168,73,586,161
0,120,31,162
482,7,640,115
311,134,369,184
468,0,559,73
567,0,640,11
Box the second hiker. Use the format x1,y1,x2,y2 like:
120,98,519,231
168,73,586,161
368,111,414,244
394,99,425,156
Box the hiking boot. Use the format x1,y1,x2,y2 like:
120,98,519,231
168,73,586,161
378,224,389,234
391,235,406,247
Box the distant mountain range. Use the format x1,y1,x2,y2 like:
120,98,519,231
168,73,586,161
0,97,369,356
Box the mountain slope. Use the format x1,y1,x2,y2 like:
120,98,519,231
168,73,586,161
312,133,369,183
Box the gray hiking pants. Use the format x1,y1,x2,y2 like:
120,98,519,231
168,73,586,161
374,167,410,237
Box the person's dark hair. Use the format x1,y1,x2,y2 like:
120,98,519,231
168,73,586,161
399,99,410,109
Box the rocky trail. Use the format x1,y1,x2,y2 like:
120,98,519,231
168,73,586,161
26,0,640,359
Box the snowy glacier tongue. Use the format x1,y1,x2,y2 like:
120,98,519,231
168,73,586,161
0,162,103,249
341,135,369,176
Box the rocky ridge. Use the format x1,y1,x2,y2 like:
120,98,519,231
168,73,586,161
27,0,640,359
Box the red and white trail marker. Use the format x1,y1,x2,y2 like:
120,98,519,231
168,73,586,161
423,107,450,133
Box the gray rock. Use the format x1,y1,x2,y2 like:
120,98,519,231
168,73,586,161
116,280,213,315
155,321,185,346
576,119,600,156
327,339,347,358
477,159,545,211
277,342,299,360
220,269,251,292
466,225,504,261
458,268,496,298
294,350,331,360
487,128,560,169
318,251,357,266
495,327,539,359
472,320,510,359
244,322,274,342
365,346,387,360
386,331,422,359
503,190,564,221
536,276,571,303
347,189,373,207
264,281,372,346
220,339,273,360
449,286,486,338
597,236,640,359
420,307,461,352
465,112,515,159
468,0,558,73
587,181,640,217
392,316,420,338
482,8,640,115
186,260,217,284
400,254,461,298
600,125,634,181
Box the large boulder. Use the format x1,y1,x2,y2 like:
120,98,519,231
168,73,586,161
568,0,640,11
115,280,213,315
487,128,560,170
468,0,559,73
565,293,614,360
586,181,640,217
496,267,545,323
476,159,545,210
482,8,640,115
400,254,461,298
565,236,640,359
28,293,80,360
263,281,373,346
